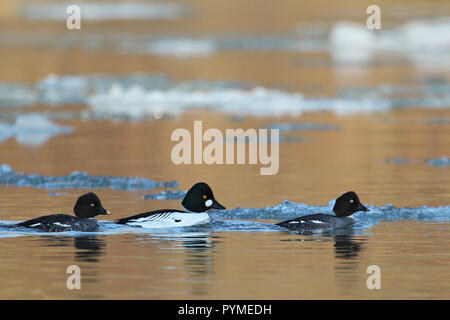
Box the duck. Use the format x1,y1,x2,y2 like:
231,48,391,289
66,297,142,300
116,182,225,228
276,191,368,231
17,192,110,232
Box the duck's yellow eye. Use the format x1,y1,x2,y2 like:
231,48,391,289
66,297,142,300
350,199,354,203
203,195,207,199
90,203,95,207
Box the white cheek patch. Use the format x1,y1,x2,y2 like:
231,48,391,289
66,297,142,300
205,199,213,207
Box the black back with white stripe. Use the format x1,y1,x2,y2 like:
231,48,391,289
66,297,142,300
17,214,100,232
17,192,110,232
116,209,185,225
116,182,225,225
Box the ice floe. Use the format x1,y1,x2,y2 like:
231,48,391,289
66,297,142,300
0,84,36,108
2,73,450,118
265,122,340,132
20,2,189,21
385,157,450,168
330,18,450,67
425,157,450,168
143,190,187,200
144,38,217,57
87,84,392,118
211,200,450,229
1,16,449,67
0,114,72,146
0,164,178,190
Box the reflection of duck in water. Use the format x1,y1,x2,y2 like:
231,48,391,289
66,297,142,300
311,228,364,259
282,227,364,260
181,233,216,296
32,235,107,263
133,231,216,296
182,234,215,272
330,229,365,291
73,236,107,263
333,232,363,260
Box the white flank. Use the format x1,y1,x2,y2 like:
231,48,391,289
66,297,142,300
127,212,210,229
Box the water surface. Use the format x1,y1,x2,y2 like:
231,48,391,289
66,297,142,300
0,0,449,299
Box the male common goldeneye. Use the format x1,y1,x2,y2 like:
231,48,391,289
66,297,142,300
17,192,111,232
276,191,368,231
116,182,225,228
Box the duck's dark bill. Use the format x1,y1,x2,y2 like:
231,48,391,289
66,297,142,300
101,207,112,215
358,203,369,212
211,199,226,210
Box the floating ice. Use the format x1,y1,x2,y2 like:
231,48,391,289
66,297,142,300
338,81,450,110
145,38,217,57
385,157,450,168
0,31,322,57
36,74,89,106
35,73,175,106
97,18,450,63
0,114,72,146
88,84,392,118
424,117,450,124
0,84,36,108
40,73,380,117
0,74,245,110
3,72,450,118
330,18,450,67
88,85,303,117
426,157,450,168
123,34,326,56
1,15,449,65
265,122,340,132
143,190,187,200
20,2,189,21
211,200,450,228
384,157,416,165
0,164,178,190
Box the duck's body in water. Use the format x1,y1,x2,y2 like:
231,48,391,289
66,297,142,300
116,182,225,228
16,192,110,232
276,191,368,231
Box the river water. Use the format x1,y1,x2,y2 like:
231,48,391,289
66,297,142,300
0,0,448,299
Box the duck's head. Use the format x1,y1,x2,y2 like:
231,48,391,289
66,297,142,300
74,192,111,218
333,191,368,217
182,182,226,213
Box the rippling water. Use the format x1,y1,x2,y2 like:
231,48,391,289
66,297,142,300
0,0,449,299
